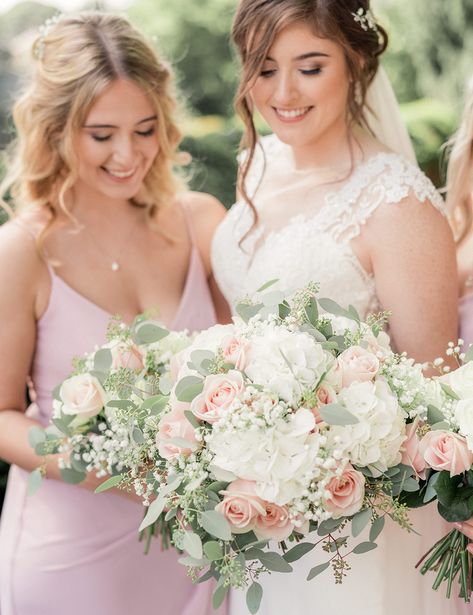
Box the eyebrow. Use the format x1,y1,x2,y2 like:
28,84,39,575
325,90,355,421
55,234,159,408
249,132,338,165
266,52,330,61
83,115,157,129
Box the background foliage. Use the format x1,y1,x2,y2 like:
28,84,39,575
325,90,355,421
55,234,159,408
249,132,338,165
0,0,471,506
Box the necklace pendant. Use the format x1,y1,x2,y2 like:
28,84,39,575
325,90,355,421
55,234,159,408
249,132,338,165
111,261,120,272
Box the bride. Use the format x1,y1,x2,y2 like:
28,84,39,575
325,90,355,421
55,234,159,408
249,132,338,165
212,1,465,613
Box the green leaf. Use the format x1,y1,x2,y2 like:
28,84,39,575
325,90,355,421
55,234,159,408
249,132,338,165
183,532,203,559
439,382,460,400
427,405,445,426
317,517,344,536
348,304,361,322
434,471,460,506
52,418,73,437
283,542,316,563
464,344,473,363
256,279,279,293
438,500,473,523
51,383,62,401
60,467,86,485
369,516,385,542
139,495,166,532
304,297,319,327
258,551,293,573
175,376,204,403
208,464,237,482
423,472,440,503
134,322,169,345
244,547,265,561
307,561,330,580
159,376,172,396
196,568,216,584
27,468,43,496
164,508,177,522
132,427,145,444
95,474,125,493
199,510,232,540
351,508,372,538
353,541,378,554
235,302,264,323
184,410,201,429
178,555,211,567
318,298,351,319
28,425,46,448
430,421,452,431
70,454,88,473
107,399,136,410
94,348,112,373
167,437,199,450
212,584,228,610
262,290,285,307
279,301,291,320
203,540,224,561
246,581,263,614
141,394,168,410
319,403,359,426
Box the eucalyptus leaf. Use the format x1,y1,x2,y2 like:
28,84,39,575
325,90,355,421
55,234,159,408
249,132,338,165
464,344,473,363
317,517,344,536
164,508,177,522
212,584,228,610
351,508,372,537
262,290,285,307
369,516,385,542
244,547,265,561
51,383,62,401
208,464,237,482
439,382,460,400
28,425,46,448
430,421,452,431
319,403,359,426
70,454,88,473
183,532,203,560
142,394,168,410
353,541,377,554
246,581,263,614
107,399,136,410
300,323,327,342
139,495,166,532
256,279,279,293
196,568,216,584
203,540,224,561
423,472,440,503
132,427,145,444
178,555,211,567
191,349,215,365
318,298,350,319
134,322,169,344
175,376,204,403
27,468,43,496
348,304,361,322
427,405,446,426
304,297,319,327
60,467,86,485
258,551,292,573
184,410,201,429
235,302,264,323
307,561,330,580
94,348,112,373
95,473,125,493
158,376,172,396
279,301,291,319
199,510,232,541
283,542,316,563
167,437,199,450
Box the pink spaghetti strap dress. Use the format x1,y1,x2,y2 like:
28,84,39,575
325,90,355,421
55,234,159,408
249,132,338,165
0,211,226,615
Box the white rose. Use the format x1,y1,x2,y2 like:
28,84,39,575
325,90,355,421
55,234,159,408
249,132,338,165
441,363,473,399
455,398,473,452
244,324,334,406
60,374,106,423
209,407,320,505
329,379,406,474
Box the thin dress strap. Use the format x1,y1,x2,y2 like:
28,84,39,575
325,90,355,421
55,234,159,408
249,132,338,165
179,201,197,247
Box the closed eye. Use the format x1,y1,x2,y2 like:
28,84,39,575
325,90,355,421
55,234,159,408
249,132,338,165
91,134,111,142
300,67,322,76
260,69,276,78
136,127,155,137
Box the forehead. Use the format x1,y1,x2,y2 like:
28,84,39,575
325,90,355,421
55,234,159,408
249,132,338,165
266,22,342,60
85,78,155,123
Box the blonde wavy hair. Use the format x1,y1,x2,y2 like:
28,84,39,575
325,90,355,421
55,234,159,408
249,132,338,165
447,77,473,246
0,11,185,247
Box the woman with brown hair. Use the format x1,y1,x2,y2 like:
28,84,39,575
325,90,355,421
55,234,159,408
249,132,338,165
211,0,462,613
0,11,228,615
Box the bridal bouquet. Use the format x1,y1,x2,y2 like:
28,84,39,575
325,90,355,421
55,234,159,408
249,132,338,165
119,282,438,612
28,315,193,516
410,343,473,602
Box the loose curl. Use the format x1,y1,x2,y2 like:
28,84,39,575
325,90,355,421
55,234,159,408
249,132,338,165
0,11,186,251
231,0,388,231
446,77,473,246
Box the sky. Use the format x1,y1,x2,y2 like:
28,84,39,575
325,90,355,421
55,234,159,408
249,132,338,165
0,0,131,15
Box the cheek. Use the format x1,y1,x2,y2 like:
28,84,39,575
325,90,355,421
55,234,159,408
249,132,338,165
249,80,272,113
77,137,109,171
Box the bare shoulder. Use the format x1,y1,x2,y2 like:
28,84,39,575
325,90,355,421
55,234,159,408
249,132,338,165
179,191,227,226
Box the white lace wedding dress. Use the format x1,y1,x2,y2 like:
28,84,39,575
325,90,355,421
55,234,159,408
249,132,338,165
211,134,467,615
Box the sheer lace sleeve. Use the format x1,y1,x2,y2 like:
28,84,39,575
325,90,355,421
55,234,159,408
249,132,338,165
319,153,446,244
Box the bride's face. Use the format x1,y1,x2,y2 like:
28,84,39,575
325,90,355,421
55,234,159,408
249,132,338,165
249,22,351,152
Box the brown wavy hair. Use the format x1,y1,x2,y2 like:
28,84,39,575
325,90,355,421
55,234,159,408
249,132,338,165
232,0,388,226
0,11,185,250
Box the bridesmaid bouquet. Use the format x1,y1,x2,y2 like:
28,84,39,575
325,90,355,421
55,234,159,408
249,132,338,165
28,315,193,512
119,282,437,612
410,345,473,602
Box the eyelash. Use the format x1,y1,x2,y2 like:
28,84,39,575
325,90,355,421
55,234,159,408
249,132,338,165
260,67,322,78
91,127,156,142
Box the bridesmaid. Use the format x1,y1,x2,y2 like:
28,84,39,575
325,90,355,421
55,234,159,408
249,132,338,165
0,12,229,615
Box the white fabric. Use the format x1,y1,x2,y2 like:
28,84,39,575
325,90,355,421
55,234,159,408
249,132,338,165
211,134,466,615
365,66,418,164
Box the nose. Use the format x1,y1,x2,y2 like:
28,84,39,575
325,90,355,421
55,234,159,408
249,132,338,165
111,133,137,167
272,70,298,105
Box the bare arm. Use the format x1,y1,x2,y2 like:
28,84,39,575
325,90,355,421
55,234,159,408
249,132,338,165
363,195,458,364
184,191,232,324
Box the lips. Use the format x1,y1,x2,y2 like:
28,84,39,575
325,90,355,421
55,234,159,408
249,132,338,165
102,167,137,179
273,106,312,122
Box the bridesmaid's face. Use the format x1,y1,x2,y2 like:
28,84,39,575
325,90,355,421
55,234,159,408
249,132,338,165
75,78,159,202
249,22,350,153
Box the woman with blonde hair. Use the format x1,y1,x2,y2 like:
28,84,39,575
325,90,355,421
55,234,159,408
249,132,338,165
0,11,228,615
211,0,463,613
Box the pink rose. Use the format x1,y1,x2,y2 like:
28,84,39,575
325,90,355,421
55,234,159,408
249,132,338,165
221,336,248,370
401,418,426,479
215,479,266,533
111,342,144,371
60,374,106,420
420,430,473,477
254,502,294,541
156,406,199,460
337,346,380,388
191,371,244,423
310,383,337,425
324,464,365,518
